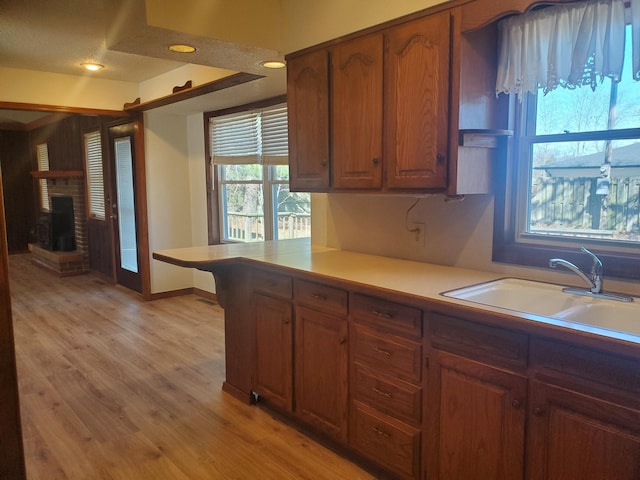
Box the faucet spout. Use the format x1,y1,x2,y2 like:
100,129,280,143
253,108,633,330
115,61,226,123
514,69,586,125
549,258,599,292
549,248,632,302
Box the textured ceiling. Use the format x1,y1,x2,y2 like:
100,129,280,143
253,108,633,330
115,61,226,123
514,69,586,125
0,0,186,82
0,0,286,122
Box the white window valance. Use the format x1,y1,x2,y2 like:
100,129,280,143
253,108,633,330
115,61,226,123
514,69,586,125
496,0,640,99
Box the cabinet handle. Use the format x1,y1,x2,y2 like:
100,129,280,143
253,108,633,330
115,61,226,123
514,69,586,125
311,293,327,301
374,347,392,357
512,399,521,409
372,157,380,165
533,407,544,417
372,387,393,399
436,153,445,164
372,309,393,319
372,426,391,438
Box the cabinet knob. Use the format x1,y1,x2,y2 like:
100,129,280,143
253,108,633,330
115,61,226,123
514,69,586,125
321,160,327,167
436,153,445,164
372,157,380,165
533,407,544,417
338,337,346,345
512,399,521,409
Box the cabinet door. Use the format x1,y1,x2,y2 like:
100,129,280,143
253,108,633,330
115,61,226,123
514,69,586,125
253,293,293,412
295,305,349,442
426,351,526,480
384,12,450,189
287,50,330,191
331,34,383,189
527,381,640,480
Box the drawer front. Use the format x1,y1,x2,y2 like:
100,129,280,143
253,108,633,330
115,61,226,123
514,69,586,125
352,293,422,339
253,269,292,299
531,338,640,404
353,325,422,383
294,279,348,316
430,312,528,370
351,401,420,479
354,365,421,425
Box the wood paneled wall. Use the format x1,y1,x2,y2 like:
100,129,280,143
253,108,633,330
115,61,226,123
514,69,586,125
0,130,34,253
0,170,26,480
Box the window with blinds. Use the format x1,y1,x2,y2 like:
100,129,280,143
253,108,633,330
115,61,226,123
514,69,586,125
208,103,310,243
36,143,50,211
84,130,106,220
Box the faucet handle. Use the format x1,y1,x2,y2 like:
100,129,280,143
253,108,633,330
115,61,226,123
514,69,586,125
581,247,603,274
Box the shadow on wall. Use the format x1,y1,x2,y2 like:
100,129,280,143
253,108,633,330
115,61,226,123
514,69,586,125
325,193,495,270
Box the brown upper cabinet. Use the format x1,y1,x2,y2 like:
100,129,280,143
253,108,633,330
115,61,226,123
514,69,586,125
331,33,384,189
287,50,331,191
287,11,452,193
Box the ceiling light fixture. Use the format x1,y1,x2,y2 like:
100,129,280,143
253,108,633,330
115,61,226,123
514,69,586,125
260,60,286,69
168,44,197,53
81,62,104,71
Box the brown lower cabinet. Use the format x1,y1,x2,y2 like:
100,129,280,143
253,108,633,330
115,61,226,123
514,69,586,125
527,380,640,479
294,305,349,442
253,292,293,412
242,267,640,479
425,350,527,480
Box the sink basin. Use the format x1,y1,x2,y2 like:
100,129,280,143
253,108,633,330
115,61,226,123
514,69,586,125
442,278,640,337
554,302,640,336
442,278,583,317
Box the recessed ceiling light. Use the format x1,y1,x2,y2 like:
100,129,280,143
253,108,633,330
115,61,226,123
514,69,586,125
168,44,197,53
260,60,286,69
81,62,104,71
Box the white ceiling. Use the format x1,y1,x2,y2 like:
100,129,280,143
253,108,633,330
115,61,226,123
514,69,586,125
0,0,287,122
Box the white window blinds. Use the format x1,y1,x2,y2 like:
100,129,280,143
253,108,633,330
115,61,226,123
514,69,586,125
36,143,50,211
84,130,106,220
210,103,288,165
496,0,639,99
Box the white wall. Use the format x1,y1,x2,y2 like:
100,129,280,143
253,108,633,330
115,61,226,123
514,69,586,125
187,113,216,292
0,67,138,111
144,111,195,293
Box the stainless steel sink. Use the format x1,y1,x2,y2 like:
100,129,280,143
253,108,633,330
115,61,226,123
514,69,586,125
442,278,639,337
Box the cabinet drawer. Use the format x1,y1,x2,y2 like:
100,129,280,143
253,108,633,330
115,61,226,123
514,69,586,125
430,312,528,370
294,279,348,316
352,293,422,339
351,401,420,479
252,269,292,299
353,325,422,383
531,338,640,405
353,365,421,425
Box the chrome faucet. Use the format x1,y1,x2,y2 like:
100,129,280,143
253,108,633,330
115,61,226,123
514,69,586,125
549,247,602,294
549,247,633,302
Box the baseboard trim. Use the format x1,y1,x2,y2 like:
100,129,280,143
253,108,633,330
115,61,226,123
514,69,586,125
148,287,218,303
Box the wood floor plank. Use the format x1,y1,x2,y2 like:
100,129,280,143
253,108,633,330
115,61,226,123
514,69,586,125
10,254,375,479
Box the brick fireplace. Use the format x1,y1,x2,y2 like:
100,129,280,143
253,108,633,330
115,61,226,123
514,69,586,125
31,176,90,276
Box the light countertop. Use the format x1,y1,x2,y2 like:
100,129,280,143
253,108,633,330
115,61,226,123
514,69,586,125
153,238,640,348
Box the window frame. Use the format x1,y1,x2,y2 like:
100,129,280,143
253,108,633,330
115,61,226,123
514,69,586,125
493,93,640,282
203,95,290,245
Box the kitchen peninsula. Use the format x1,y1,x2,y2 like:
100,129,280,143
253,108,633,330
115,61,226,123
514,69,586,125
154,239,640,480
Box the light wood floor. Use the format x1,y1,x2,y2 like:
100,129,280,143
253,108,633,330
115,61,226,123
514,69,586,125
9,254,374,480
